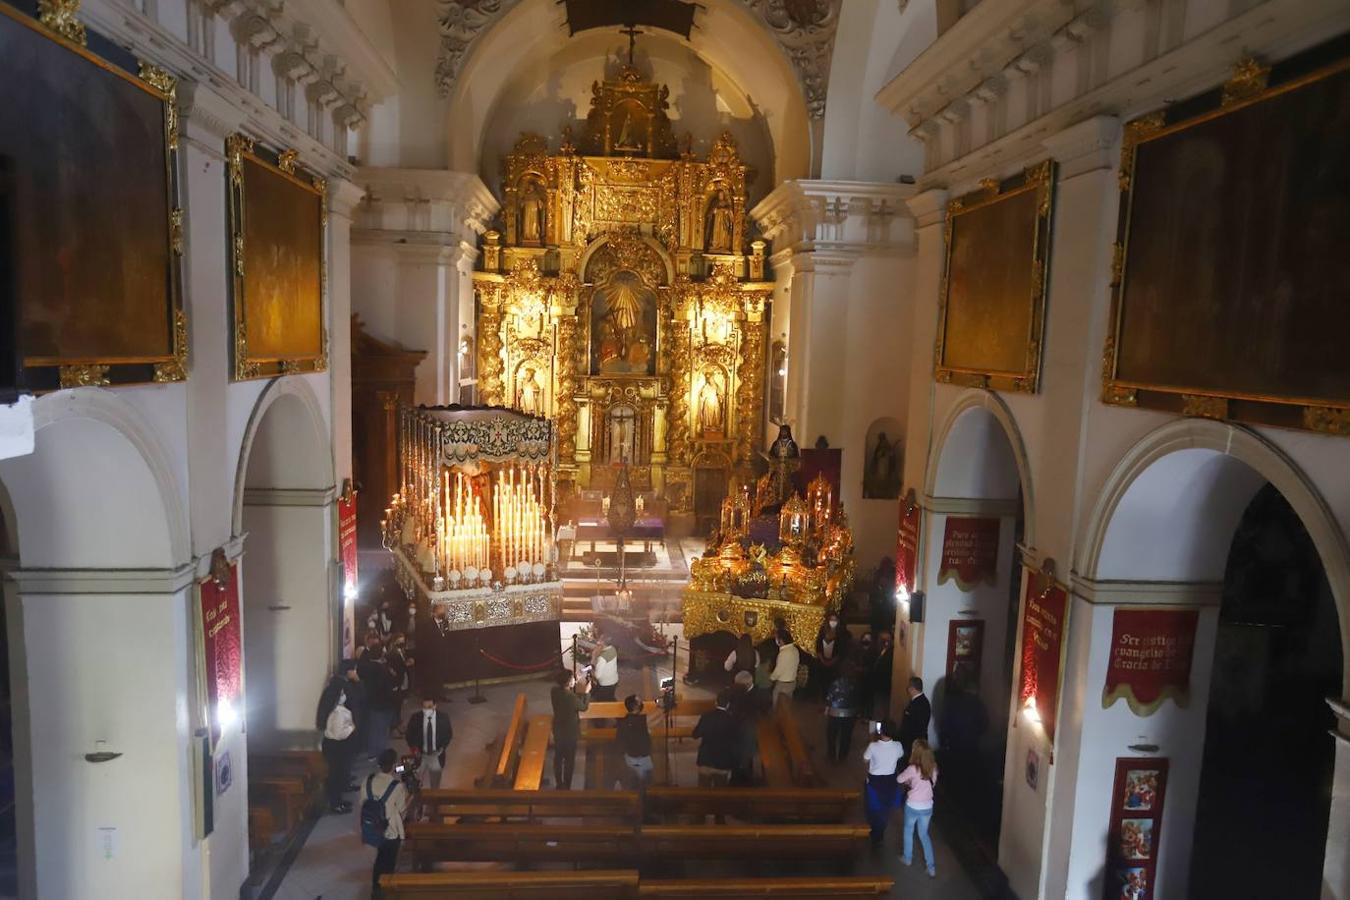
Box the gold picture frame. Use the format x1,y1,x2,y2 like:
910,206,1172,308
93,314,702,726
3,1,186,390
1101,52,1350,435
934,159,1055,394
226,133,328,381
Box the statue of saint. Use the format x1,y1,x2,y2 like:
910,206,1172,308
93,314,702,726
705,189,734,252
697,374,723,433
519,181,544,244
863,432,901,499
517,367,543,415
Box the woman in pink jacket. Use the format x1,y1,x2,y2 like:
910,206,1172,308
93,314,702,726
898,738,939,877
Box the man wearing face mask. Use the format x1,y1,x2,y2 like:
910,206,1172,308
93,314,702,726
416,601,454,698
814,613,851,697
405,693,452,790
316,661,362,813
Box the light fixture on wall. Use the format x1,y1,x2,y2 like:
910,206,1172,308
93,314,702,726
1022,697,1042,725
217,698,241,731
84,740,122,764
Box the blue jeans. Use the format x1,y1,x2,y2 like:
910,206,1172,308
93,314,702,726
902,804,935,873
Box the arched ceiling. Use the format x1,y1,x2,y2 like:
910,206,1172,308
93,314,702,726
441,0,820,184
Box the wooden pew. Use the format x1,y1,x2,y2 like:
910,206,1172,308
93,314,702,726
638,825,868,864
403,823,869,869
380,870,640,899
642,788,858,824
581,698,714,721
247,805,277,854
249,750,325,793
513,714,553,790
419,788,640,824
248,775,311,830
638,876,894,898
775,707,818,787
755,718,793,788
404,823,639,869
491,694,529,787
581,724,695,743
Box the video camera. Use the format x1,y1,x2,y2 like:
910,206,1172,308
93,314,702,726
392,753,421,793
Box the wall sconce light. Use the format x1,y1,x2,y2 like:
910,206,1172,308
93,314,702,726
1022,697,1041,724
84,740,122,764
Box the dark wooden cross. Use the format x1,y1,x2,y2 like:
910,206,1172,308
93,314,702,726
620,23,642,65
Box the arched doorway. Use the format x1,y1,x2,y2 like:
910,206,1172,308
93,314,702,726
924,393,1034,855
1083,421,1349,897
234,381,337,751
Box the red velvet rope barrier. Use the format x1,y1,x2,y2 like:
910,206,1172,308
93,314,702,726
478,647,562,672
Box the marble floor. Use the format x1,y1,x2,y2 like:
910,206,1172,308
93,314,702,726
268,629,1006,900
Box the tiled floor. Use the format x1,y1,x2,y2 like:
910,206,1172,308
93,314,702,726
269,629,1002,900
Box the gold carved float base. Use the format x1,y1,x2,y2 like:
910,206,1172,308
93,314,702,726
680,588,837,659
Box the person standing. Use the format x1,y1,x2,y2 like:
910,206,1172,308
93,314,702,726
692,689,738,787
386,634,412,735
550,669,592,789
899,676,932,763
823,661,860,763
727,670,760,785
362,748,409,899
358,642,396,759
898,739,940,877
723,633,758,680
591,632,620,702
615,695,654,788
316,661,361,813
769,630,800,709
404,694,452,790
870,630,895,717
862,718,904,846
814,614,851,696
416,602,454,697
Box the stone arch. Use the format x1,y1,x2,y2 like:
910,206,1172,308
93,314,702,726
924,389,1036,547
578,232,675,287
0,389,189,569
232,378,335,536
1077,417,1350,696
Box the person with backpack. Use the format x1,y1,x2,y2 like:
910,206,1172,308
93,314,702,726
897,738,940,877
361,748,409,899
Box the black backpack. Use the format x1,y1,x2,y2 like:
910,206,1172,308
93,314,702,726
359,773,399,847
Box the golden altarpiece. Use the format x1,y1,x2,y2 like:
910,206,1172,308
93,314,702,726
472,62,773,522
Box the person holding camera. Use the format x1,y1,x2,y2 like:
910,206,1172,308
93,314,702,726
769,629,800,709
591,632,620,702
550,668,592,789
616,695,654,787
862,717,904,847
361,748,410,899
404,693,452,790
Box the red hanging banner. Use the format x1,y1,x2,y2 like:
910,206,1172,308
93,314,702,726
938,516,1000,590
338,484,358,595
895,489,921,598
1102,608,1199,716
199,552,243,745
1017,565,1068,744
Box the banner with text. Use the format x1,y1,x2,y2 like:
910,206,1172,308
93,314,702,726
895,491,921,598
938,516,1000,590
199,564,242,746
1102,608,1199,716
1018,578,1068,744
338,491,358,594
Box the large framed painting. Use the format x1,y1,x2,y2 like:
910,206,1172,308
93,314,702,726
589,269,658,376
227,135,327,380
0,2,185,390
935,159,1055,393
1102,44,1350,434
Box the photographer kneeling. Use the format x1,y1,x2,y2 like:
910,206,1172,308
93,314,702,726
361,748,410,899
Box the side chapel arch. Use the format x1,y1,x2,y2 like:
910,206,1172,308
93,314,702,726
232,377,335,536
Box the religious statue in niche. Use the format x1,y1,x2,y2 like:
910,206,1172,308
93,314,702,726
705,188,734,252
606,404,638,463
862,429,902,499
697,368,726,435
516,366,544,416
590,271,657,376
518,178,545,245
610,98,651,154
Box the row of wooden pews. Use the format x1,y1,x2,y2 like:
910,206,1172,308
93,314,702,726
246,750,324,858
380,871,894,899
418,788,856,825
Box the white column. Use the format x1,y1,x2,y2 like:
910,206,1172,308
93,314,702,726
351,169,497,406
328,179,365,483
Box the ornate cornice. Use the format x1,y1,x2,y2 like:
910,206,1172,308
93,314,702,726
354,167,500,239
751,179,915,256
435,0,523,97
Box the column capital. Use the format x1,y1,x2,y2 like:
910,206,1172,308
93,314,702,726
179,81,246,152
327,178,367,220
905,188,949,229
751,179,916,258
1042,115,1121,179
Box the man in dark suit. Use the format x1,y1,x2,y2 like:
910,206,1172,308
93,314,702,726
415,601,454,697
692,689,739,787
404,693,453,789
898,675,931,764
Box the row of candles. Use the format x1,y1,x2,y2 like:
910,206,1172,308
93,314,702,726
381,464,552,589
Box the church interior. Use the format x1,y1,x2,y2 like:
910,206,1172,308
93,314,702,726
0,0,1348,897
